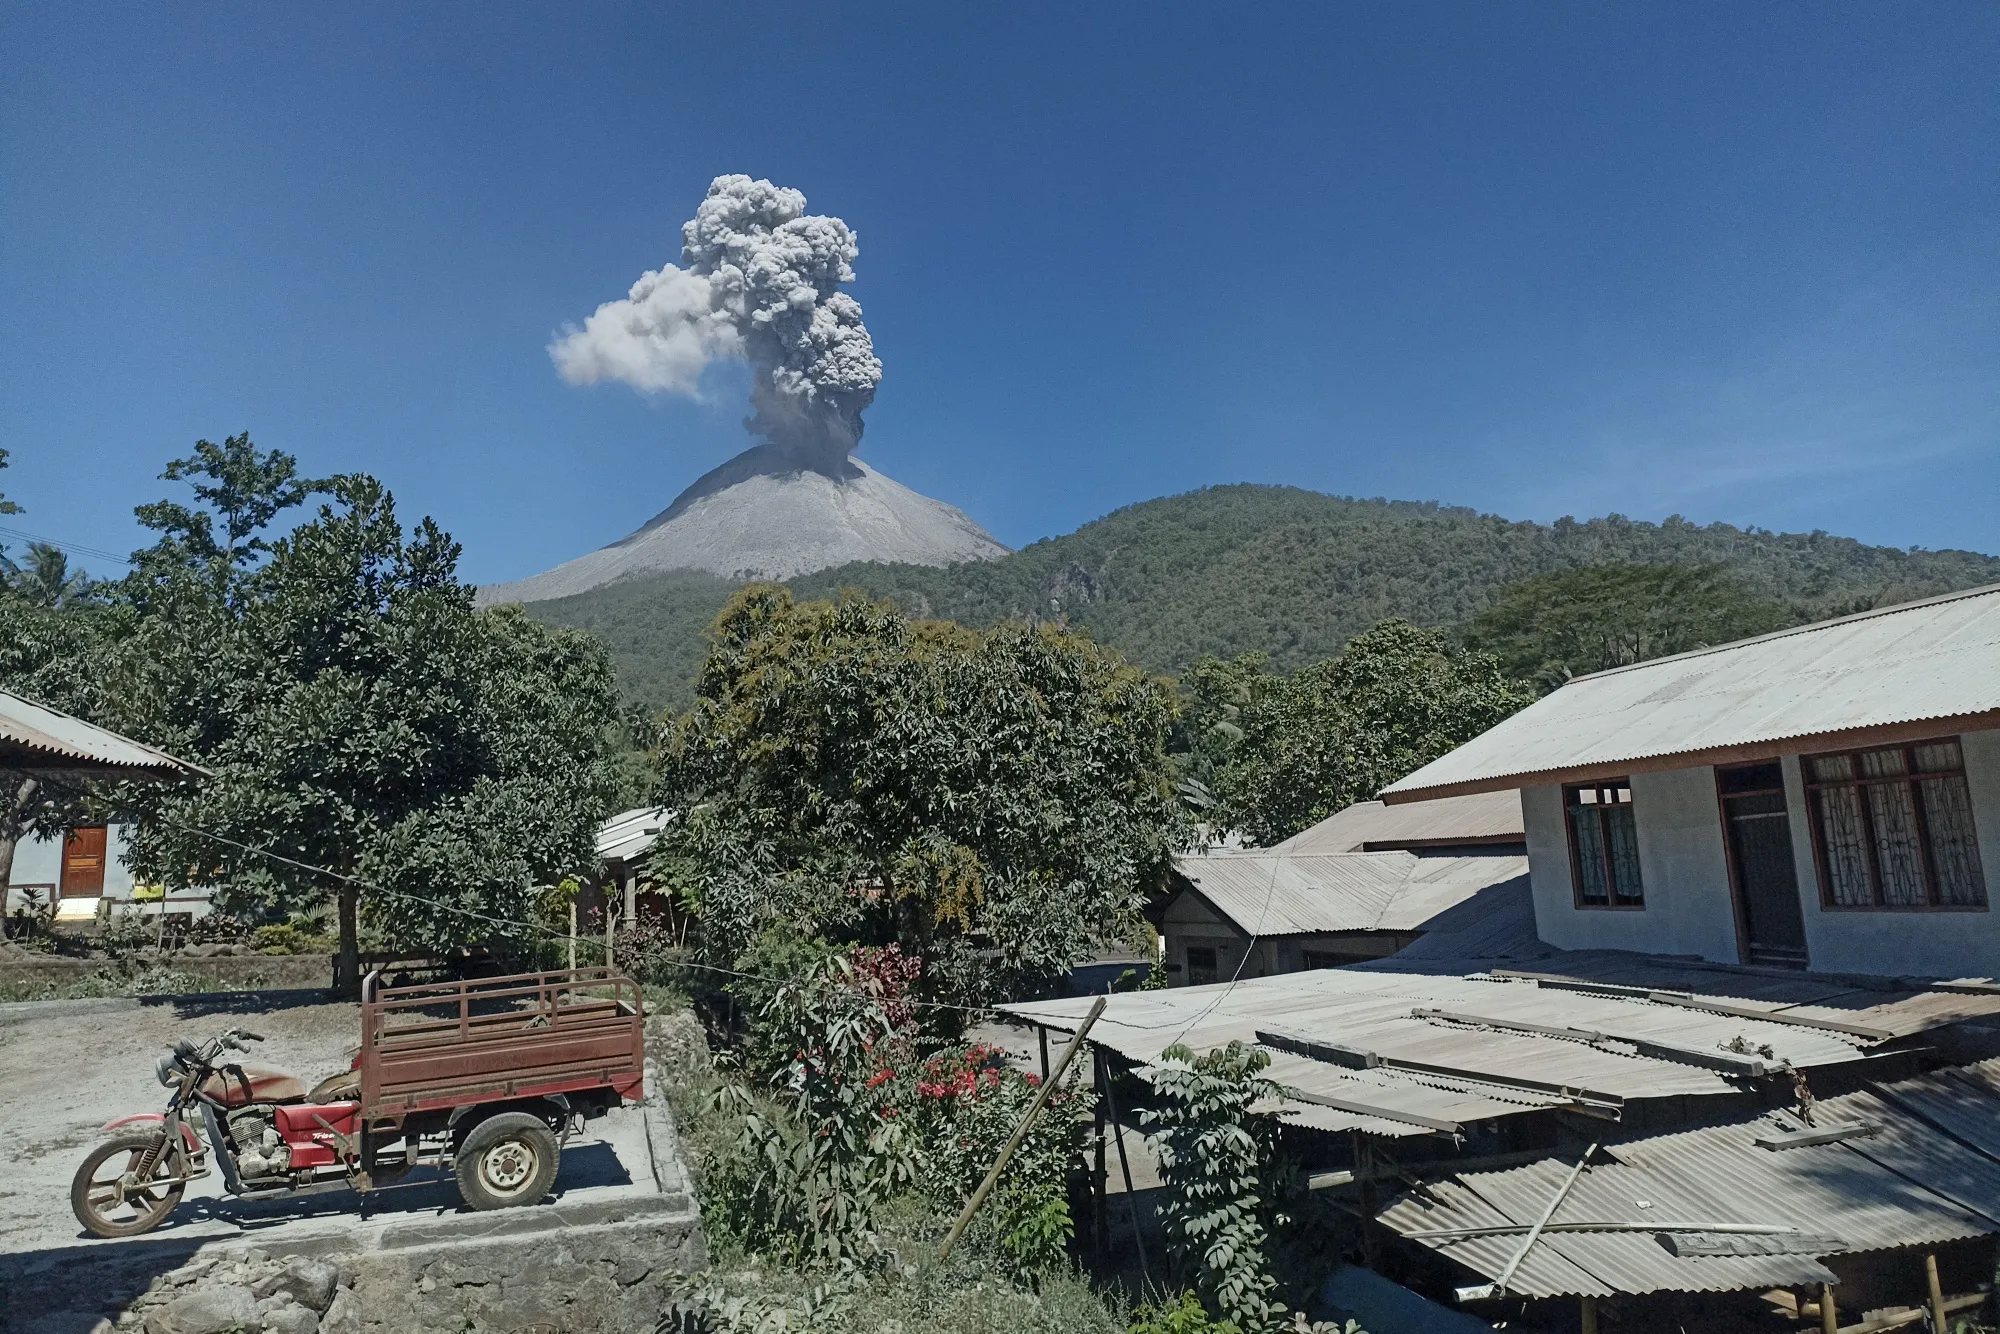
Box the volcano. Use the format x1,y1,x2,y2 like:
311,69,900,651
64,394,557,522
478,445,1008,605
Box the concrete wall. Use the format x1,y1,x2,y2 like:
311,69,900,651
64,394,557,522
1524,725,2000,977
1523,771,1739,960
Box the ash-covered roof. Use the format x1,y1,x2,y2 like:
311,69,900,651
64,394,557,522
1383,582,2000,803
1271,792,1525,854
1172,850,1528,937
1379,1059,2000,1299
0,689,203,780
1001,964,2000,1140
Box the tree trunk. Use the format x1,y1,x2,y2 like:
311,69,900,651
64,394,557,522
0,776,42,900
333,880,361,999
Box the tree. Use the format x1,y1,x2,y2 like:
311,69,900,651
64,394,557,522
1465,562,1791,691
8,543,95,608
652,586,1187,1009
113,439,624,994
1209,620,1532,846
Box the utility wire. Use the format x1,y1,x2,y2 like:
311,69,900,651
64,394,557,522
0,525,137,568
148,811,999,1016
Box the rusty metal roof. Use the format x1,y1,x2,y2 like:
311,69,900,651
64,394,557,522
1379,1059,2000,1299
0,689,203,779
1383,582,2000,802
1173,851,1529,937
1001,959,2000,1140
1272,792,1525,854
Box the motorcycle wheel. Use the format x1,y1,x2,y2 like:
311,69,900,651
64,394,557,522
72,1130,189,1238
454,1112,559,1211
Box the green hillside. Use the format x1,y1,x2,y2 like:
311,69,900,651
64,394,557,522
518,485,2000,714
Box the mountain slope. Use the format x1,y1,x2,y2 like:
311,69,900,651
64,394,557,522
522,485,2000,713
477,444,1006,604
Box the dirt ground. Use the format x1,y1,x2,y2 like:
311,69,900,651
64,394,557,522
0,990,362,1257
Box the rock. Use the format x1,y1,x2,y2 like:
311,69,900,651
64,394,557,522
317,1290,360,1334
144,1285,257,1334
260,1304,319,1334
252,1259,340,1312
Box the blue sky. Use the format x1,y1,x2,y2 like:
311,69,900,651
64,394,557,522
3,3,1995,585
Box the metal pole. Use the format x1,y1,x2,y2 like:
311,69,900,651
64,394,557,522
1927,1253,1947,1334
1458,1143,1598,1302
939,996,1107,1260
1103,1058,1150,1275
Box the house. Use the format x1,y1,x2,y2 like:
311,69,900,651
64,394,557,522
1382,583,2000,979
1158,847,1528,984
1268,789,1525,856
0,688,206,920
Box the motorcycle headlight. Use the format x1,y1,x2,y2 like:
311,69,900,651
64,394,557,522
156,1050,182,1087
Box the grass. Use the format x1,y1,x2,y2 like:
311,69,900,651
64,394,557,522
0,964,227,1003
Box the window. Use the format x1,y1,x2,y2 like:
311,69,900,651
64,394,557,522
1805,738,1987,910
1185,945,1218,986
1566,780,1643,907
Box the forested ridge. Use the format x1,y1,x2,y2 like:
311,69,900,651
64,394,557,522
519,483,2000,712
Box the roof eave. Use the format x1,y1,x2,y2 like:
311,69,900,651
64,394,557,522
1382,707,2000,804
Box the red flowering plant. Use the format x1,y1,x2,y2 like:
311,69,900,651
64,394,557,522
912,1038,1094,1278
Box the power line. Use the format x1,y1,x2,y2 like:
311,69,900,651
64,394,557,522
0,525,137,568
148,812,998,1016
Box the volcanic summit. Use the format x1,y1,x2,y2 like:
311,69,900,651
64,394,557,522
477,443,1007,604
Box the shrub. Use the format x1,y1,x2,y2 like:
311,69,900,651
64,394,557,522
912,1041,1094,1278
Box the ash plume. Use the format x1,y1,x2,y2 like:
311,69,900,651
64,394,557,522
550,174,883,470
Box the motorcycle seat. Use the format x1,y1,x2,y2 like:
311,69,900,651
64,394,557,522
200,1063,311,1106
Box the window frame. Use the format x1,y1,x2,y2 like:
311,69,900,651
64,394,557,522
1803,737,1988,912
1564,778,1645,910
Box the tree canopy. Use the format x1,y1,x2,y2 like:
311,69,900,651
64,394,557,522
1465,562,1792,690
652,586,1188,1009
1199,620,1533,846
99,437,625,992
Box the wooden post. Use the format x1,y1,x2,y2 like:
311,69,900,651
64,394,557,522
1578,1295,1598,1334
1104,1064,1150,1275
1927,1253,1947,1334
1354,1131,1379,1267
567,900,577,973
604,886,616,964
1093,1048,1110,1264
1819,1281,1837,1334
1039,1027,1050,1083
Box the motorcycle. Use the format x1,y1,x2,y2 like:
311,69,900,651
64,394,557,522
70,1026,397,1238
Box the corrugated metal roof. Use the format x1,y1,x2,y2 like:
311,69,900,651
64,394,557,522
1380,1060,2000,1299
1382,582,2000,802
595,806,672,862
1173,851,1529,937
1001,960,1979,1139
0,689,203,778
1273,792,1525,855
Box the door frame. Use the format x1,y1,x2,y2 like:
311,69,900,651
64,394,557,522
1713,761,1808,969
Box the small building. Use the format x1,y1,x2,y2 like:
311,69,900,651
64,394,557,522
1382,584,2000,979
1269,789,1526,856
0,689,206,920
1160,849,1529,985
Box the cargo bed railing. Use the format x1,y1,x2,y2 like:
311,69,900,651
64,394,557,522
358,966,645,1121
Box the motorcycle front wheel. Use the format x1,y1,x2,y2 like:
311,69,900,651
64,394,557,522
71,1130,188,1237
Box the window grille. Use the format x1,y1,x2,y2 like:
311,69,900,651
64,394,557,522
1805,738,1986,909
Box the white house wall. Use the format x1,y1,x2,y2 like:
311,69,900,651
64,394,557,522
3,825,137,908
1524,726,2000,978
1786,729,2000,978
1523,771,1738,959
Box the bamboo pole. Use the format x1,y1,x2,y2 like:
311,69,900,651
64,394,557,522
1926,1253,1946,1334
1578,1295,1598,1334
1457,1143,1598,1302
939,996,1106,1260
1820,1282,1837,1334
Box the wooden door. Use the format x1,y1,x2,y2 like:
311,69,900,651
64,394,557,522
60,826,108,899
1718,764,1808,968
